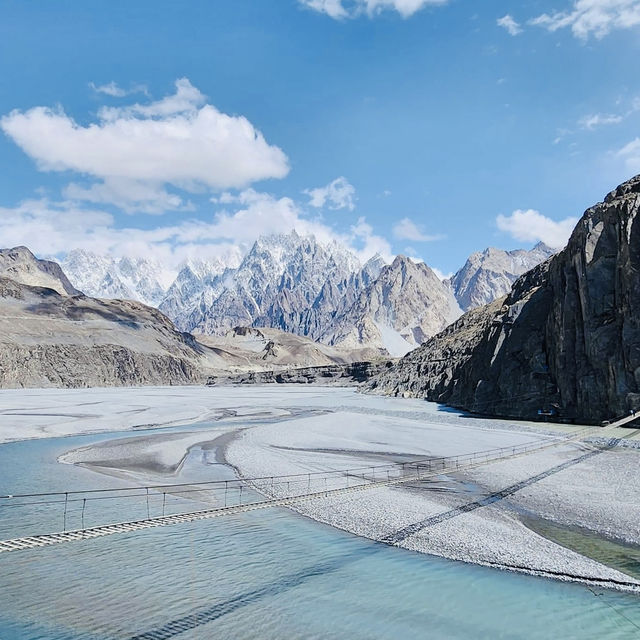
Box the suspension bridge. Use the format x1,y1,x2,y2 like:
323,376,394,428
0,413,636,554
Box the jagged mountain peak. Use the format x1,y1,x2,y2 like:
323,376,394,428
449,242,556,312
62,249,170,306
320,255,462,357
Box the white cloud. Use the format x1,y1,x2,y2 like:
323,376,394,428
89,81,148,98
497,14,523,35
531,0,640,40
350,217,393,262
302,0,349,18
617,137,640,171
63,178,192,215
578,113,624,129
578,97,640,131
553,127,572,144
305,176,356,210
1,78,289,213
496,209,578,248
299,0,449,19
392,217,441,242
0,190,391,272
98,78,205,120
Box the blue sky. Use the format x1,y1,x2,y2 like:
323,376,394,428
1,0,639,275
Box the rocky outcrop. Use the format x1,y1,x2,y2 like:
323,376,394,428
368,175,640,424
209,360,393,386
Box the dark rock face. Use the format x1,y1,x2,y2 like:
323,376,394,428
368,175,640,424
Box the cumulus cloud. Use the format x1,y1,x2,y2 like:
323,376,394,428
1,79,289,213
531,0,640,40
617,137,640,172
392,217,441,242
299,0,449,19
305,176,356,210
497,14,523,35
496,209,578,249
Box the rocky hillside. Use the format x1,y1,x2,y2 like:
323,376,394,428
1,246,80,296
0,248,235,388
0,276,220,388
368,175,640,424
198,326,380,369
448,242,555,311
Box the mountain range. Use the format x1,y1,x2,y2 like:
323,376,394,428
59,232,554,357
4,173,638,425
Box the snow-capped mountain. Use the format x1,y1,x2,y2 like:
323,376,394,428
190,232,363,336
448,242,556,311
62,250,172,307
320,256,462,356
158,256,240,331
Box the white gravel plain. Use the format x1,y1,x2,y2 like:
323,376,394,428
223,392,640,593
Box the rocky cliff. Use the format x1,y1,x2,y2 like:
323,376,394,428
368,175,640,424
